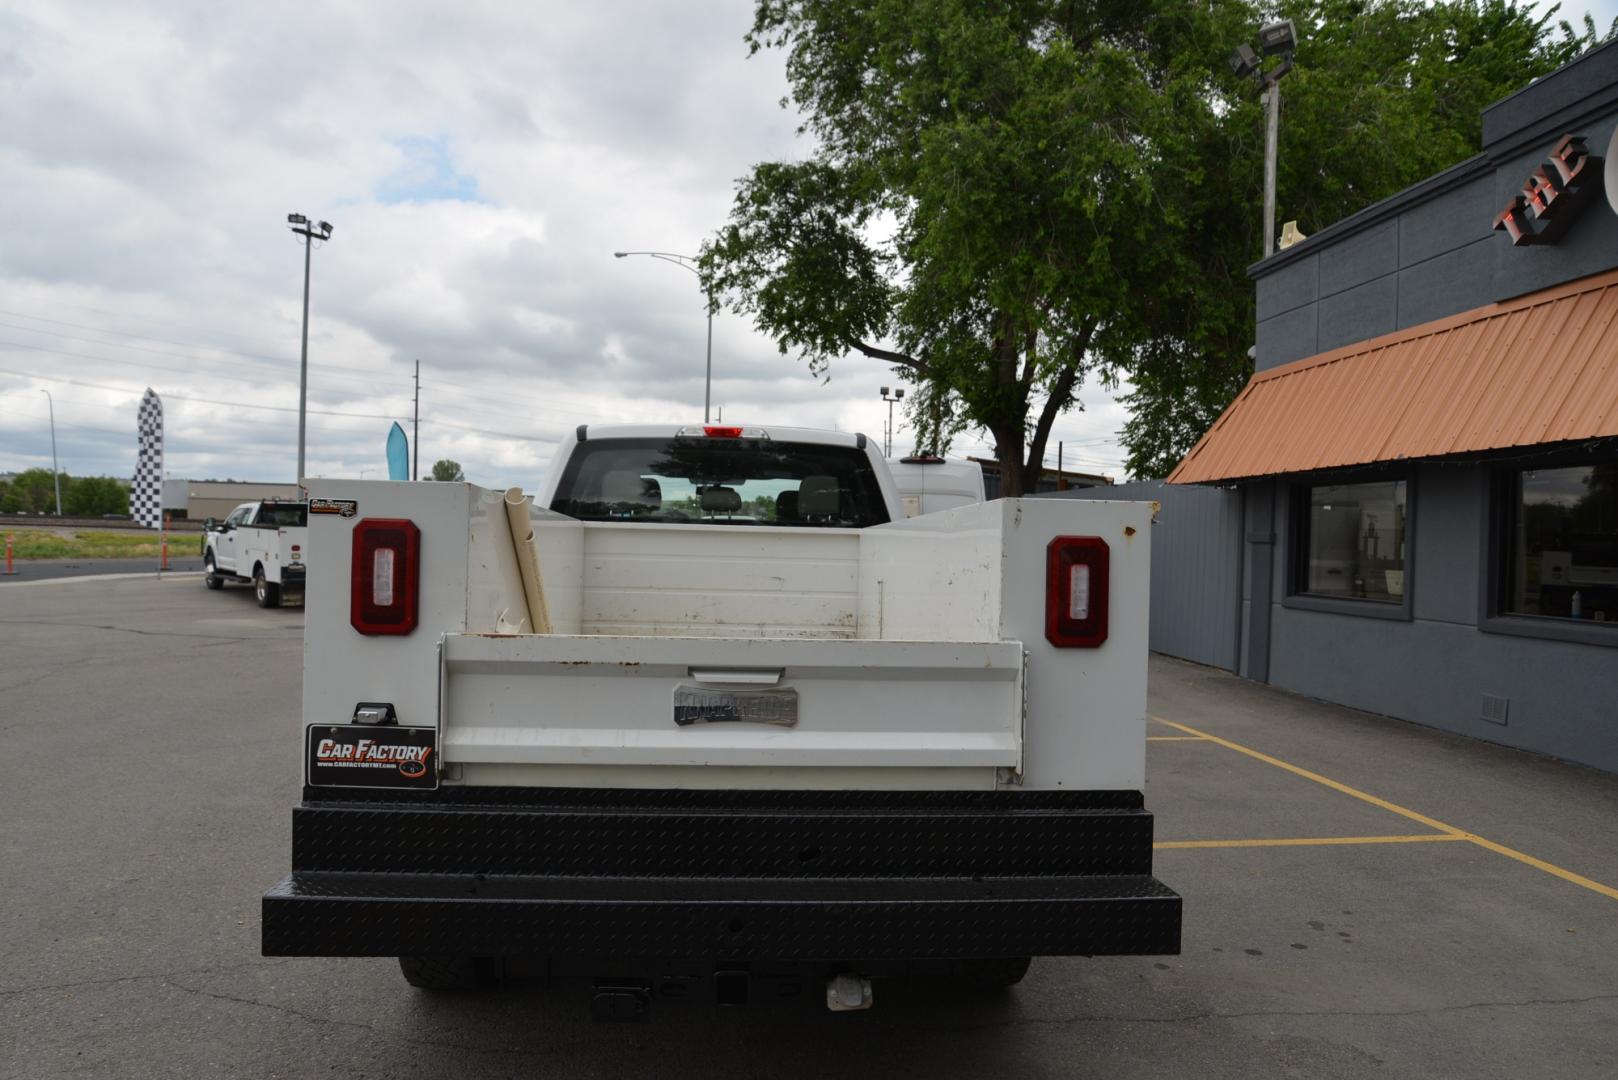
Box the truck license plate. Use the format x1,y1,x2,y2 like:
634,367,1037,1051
673,686,798,727
306,724,438,789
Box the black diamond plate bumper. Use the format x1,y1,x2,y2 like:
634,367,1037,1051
261,787,1181,961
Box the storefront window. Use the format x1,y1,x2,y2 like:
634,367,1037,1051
1294,480,1407,603
1506,463,1617,625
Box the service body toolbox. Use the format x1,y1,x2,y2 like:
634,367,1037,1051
263,424,1179,1014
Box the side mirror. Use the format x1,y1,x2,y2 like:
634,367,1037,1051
204,517,218,531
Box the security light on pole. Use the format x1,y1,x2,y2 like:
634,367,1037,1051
1228,19,1298,258
614,250,714,422
288,213,334,483
880,385,905,456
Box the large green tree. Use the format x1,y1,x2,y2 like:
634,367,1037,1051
702,0,1252,494
703,0,1606,486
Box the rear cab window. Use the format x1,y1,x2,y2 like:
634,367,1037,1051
550,437,890,528
253,504,308,527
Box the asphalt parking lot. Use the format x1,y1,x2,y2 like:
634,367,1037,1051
3,576,1616,1079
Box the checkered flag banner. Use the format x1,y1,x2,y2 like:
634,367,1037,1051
131,388,164,529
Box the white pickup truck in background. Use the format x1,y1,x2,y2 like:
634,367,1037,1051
202,500,309,608
261,423,1179,1017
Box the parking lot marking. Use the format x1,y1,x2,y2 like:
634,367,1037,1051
1152,715,1618,904
1147,735,1209,742
1156,834,1465,850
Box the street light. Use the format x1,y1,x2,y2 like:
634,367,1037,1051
880,385,904,457
288,213,334,482
614,250,714,422
1229,19,1297,258
40,389,61,515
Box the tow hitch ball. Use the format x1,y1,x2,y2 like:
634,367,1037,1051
825,973,873,1012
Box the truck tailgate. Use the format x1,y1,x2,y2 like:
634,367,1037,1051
439,633,1022,769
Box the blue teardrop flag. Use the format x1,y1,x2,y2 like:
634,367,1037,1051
386,422,409,481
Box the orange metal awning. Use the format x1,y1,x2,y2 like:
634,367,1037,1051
1168,268,1618,484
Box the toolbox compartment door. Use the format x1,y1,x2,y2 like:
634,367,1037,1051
438,633,1023,770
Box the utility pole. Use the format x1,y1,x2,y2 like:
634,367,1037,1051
287,214,334,481
40,389,61,515
412,360,421,481
1263,83,1280,257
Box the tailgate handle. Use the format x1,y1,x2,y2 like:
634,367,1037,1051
688,668,784,686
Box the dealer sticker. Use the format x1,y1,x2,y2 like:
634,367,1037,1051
308,498,358,518
306,724,438,789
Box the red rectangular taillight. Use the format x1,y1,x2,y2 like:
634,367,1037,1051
1046,536,1109,648
351,518,419,635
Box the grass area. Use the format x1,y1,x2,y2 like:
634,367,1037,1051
2,528,199,560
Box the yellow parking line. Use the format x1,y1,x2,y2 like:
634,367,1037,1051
1152,715,1618,903
1156,834,1465,850
1147,735,1208,742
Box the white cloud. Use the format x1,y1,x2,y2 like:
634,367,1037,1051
0,0,1131,489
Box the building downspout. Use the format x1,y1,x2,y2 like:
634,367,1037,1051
1242,480,1276,683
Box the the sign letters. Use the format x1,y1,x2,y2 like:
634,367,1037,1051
1493,135,1600,246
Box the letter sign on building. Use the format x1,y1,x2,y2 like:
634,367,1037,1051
1493,134,1603,245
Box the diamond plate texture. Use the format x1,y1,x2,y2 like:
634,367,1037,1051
265,787,1182,961
291,803,1156,878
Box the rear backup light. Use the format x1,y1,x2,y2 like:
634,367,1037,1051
1046,536,1108,648
351,518,419,635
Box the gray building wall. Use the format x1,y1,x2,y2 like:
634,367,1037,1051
1253,464,1618,774
1214,44,1618,773
1254,41,1618,371
1047,481,1243,671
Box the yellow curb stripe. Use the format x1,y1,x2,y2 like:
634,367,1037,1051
1156,834,1466,850
1151,715,1618,903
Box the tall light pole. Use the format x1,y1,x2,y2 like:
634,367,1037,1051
1230,20,1297,257
287,213,334,481
880,386,904,457
40,389,61,515
614,251,713,422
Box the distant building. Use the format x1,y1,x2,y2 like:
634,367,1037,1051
969,457,1112,499
185,480,302,522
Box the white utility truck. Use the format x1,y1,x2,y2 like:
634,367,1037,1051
202,500,309,607
262,423,1179,1017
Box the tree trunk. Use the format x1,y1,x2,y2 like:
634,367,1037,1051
991,421,1026,498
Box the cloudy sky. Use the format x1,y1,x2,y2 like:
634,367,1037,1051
1,1,1612,490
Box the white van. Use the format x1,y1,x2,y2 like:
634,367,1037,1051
885,455,986,517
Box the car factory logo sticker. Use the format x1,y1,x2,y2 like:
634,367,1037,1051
314,735,432,779
308,498,358,517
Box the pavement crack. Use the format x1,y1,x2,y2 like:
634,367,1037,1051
156,979,550,1056
0,618,255,643
0,958,293,998
0,660,80,694
962,991,1618,1032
